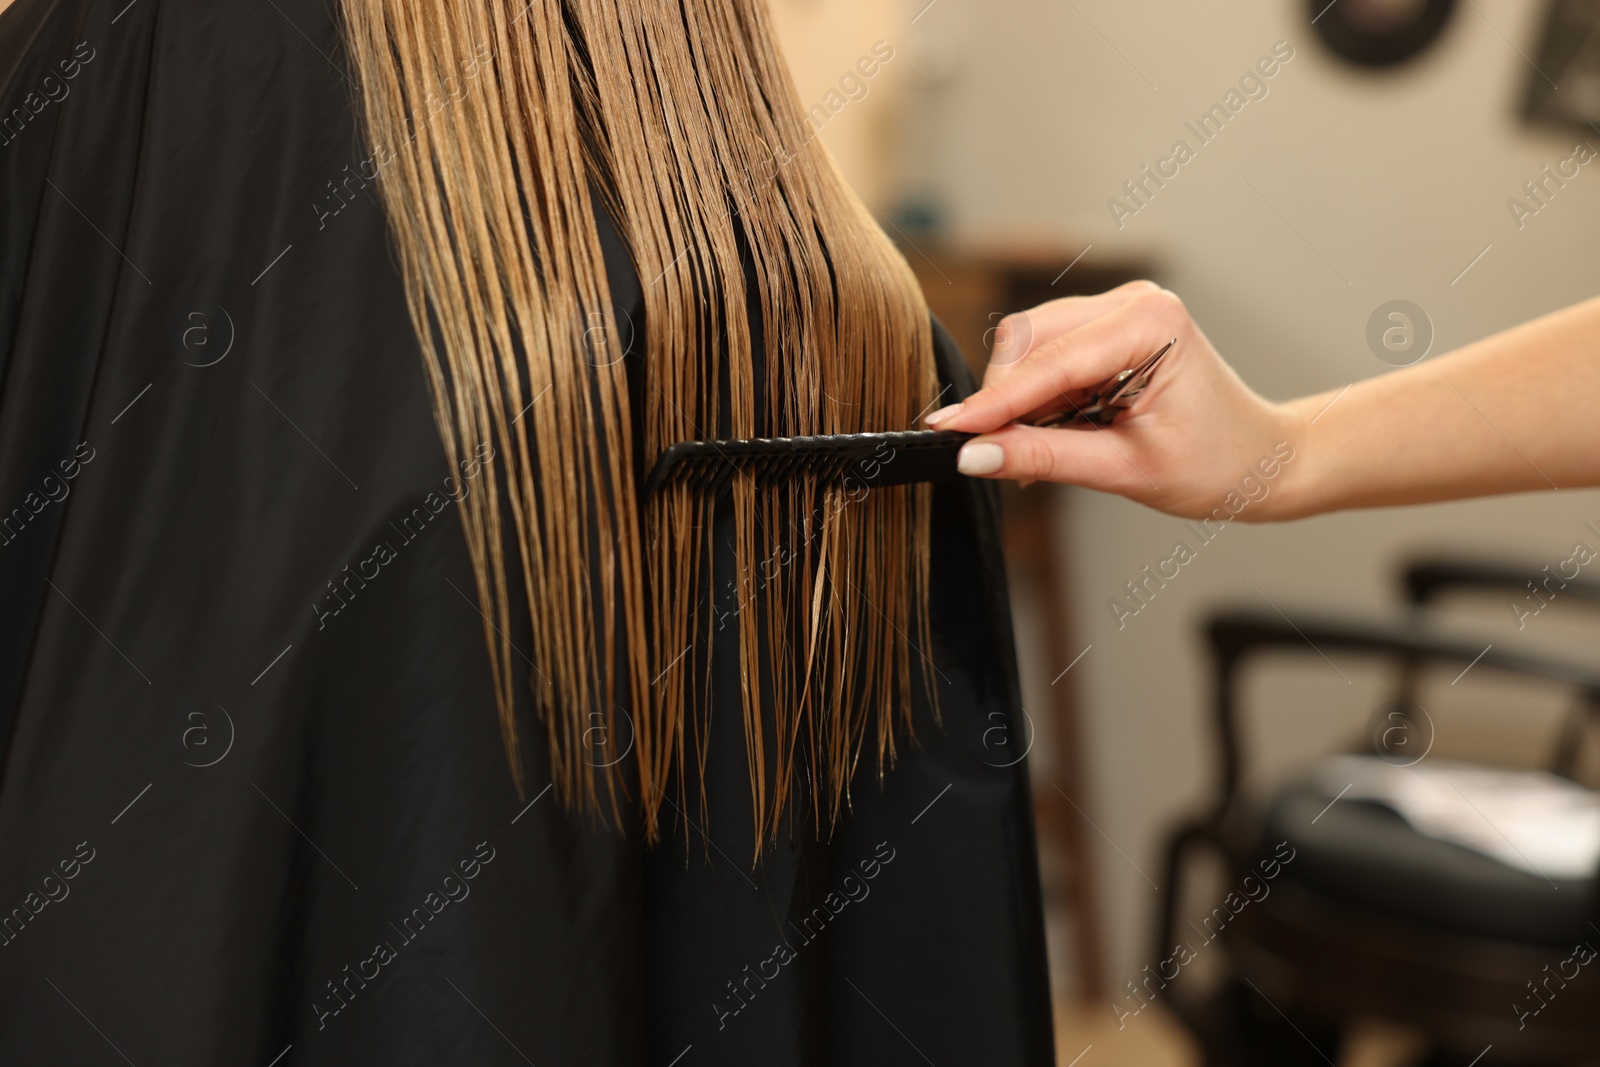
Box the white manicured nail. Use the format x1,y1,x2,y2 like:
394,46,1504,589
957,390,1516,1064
957,442,1004,476
925,403,963,426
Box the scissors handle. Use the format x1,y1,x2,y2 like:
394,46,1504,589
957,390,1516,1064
1033,338,1177,428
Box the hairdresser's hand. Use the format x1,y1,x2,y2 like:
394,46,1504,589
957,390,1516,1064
925,281,1308,521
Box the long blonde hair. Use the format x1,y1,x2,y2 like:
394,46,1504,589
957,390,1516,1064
340,0,938,846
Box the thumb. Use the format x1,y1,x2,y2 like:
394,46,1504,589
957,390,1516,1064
956,424,1149,492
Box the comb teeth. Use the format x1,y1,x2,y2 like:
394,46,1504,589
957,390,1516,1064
642,430,974,499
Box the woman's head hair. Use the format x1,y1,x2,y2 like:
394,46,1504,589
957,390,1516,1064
341,0,938,847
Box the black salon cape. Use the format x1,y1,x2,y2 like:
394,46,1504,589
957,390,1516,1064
0,1,1054,1063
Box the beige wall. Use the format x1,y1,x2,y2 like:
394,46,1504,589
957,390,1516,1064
767,0,918,205
908,0,1600,988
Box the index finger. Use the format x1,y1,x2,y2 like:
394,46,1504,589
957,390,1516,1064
984,280,1163,388
940,287,1188,433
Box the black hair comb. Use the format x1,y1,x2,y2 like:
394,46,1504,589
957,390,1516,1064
642,428,972,498
641,339,1175,498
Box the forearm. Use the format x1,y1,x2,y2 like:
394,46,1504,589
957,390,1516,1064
1276,296,1600,519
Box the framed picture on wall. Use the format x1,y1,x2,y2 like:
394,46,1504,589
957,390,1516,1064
1524,0,1600,134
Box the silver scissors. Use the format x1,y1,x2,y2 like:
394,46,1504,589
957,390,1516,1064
1032,337,1176,428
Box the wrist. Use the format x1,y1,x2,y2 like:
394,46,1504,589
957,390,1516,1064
1257,395,1325,521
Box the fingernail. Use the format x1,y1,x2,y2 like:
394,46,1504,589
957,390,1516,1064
925,403,963,427
957,442,1004,476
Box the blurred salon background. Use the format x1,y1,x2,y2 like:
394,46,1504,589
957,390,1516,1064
772,1,1600,1064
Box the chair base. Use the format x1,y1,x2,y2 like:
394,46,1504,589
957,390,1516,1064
1183,879,1600,1065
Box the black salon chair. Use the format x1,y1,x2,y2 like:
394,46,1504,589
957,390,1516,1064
1155,558,1600,1067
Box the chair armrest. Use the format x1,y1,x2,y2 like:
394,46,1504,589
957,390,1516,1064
1200,607,1600,822
1401,556,1600,610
